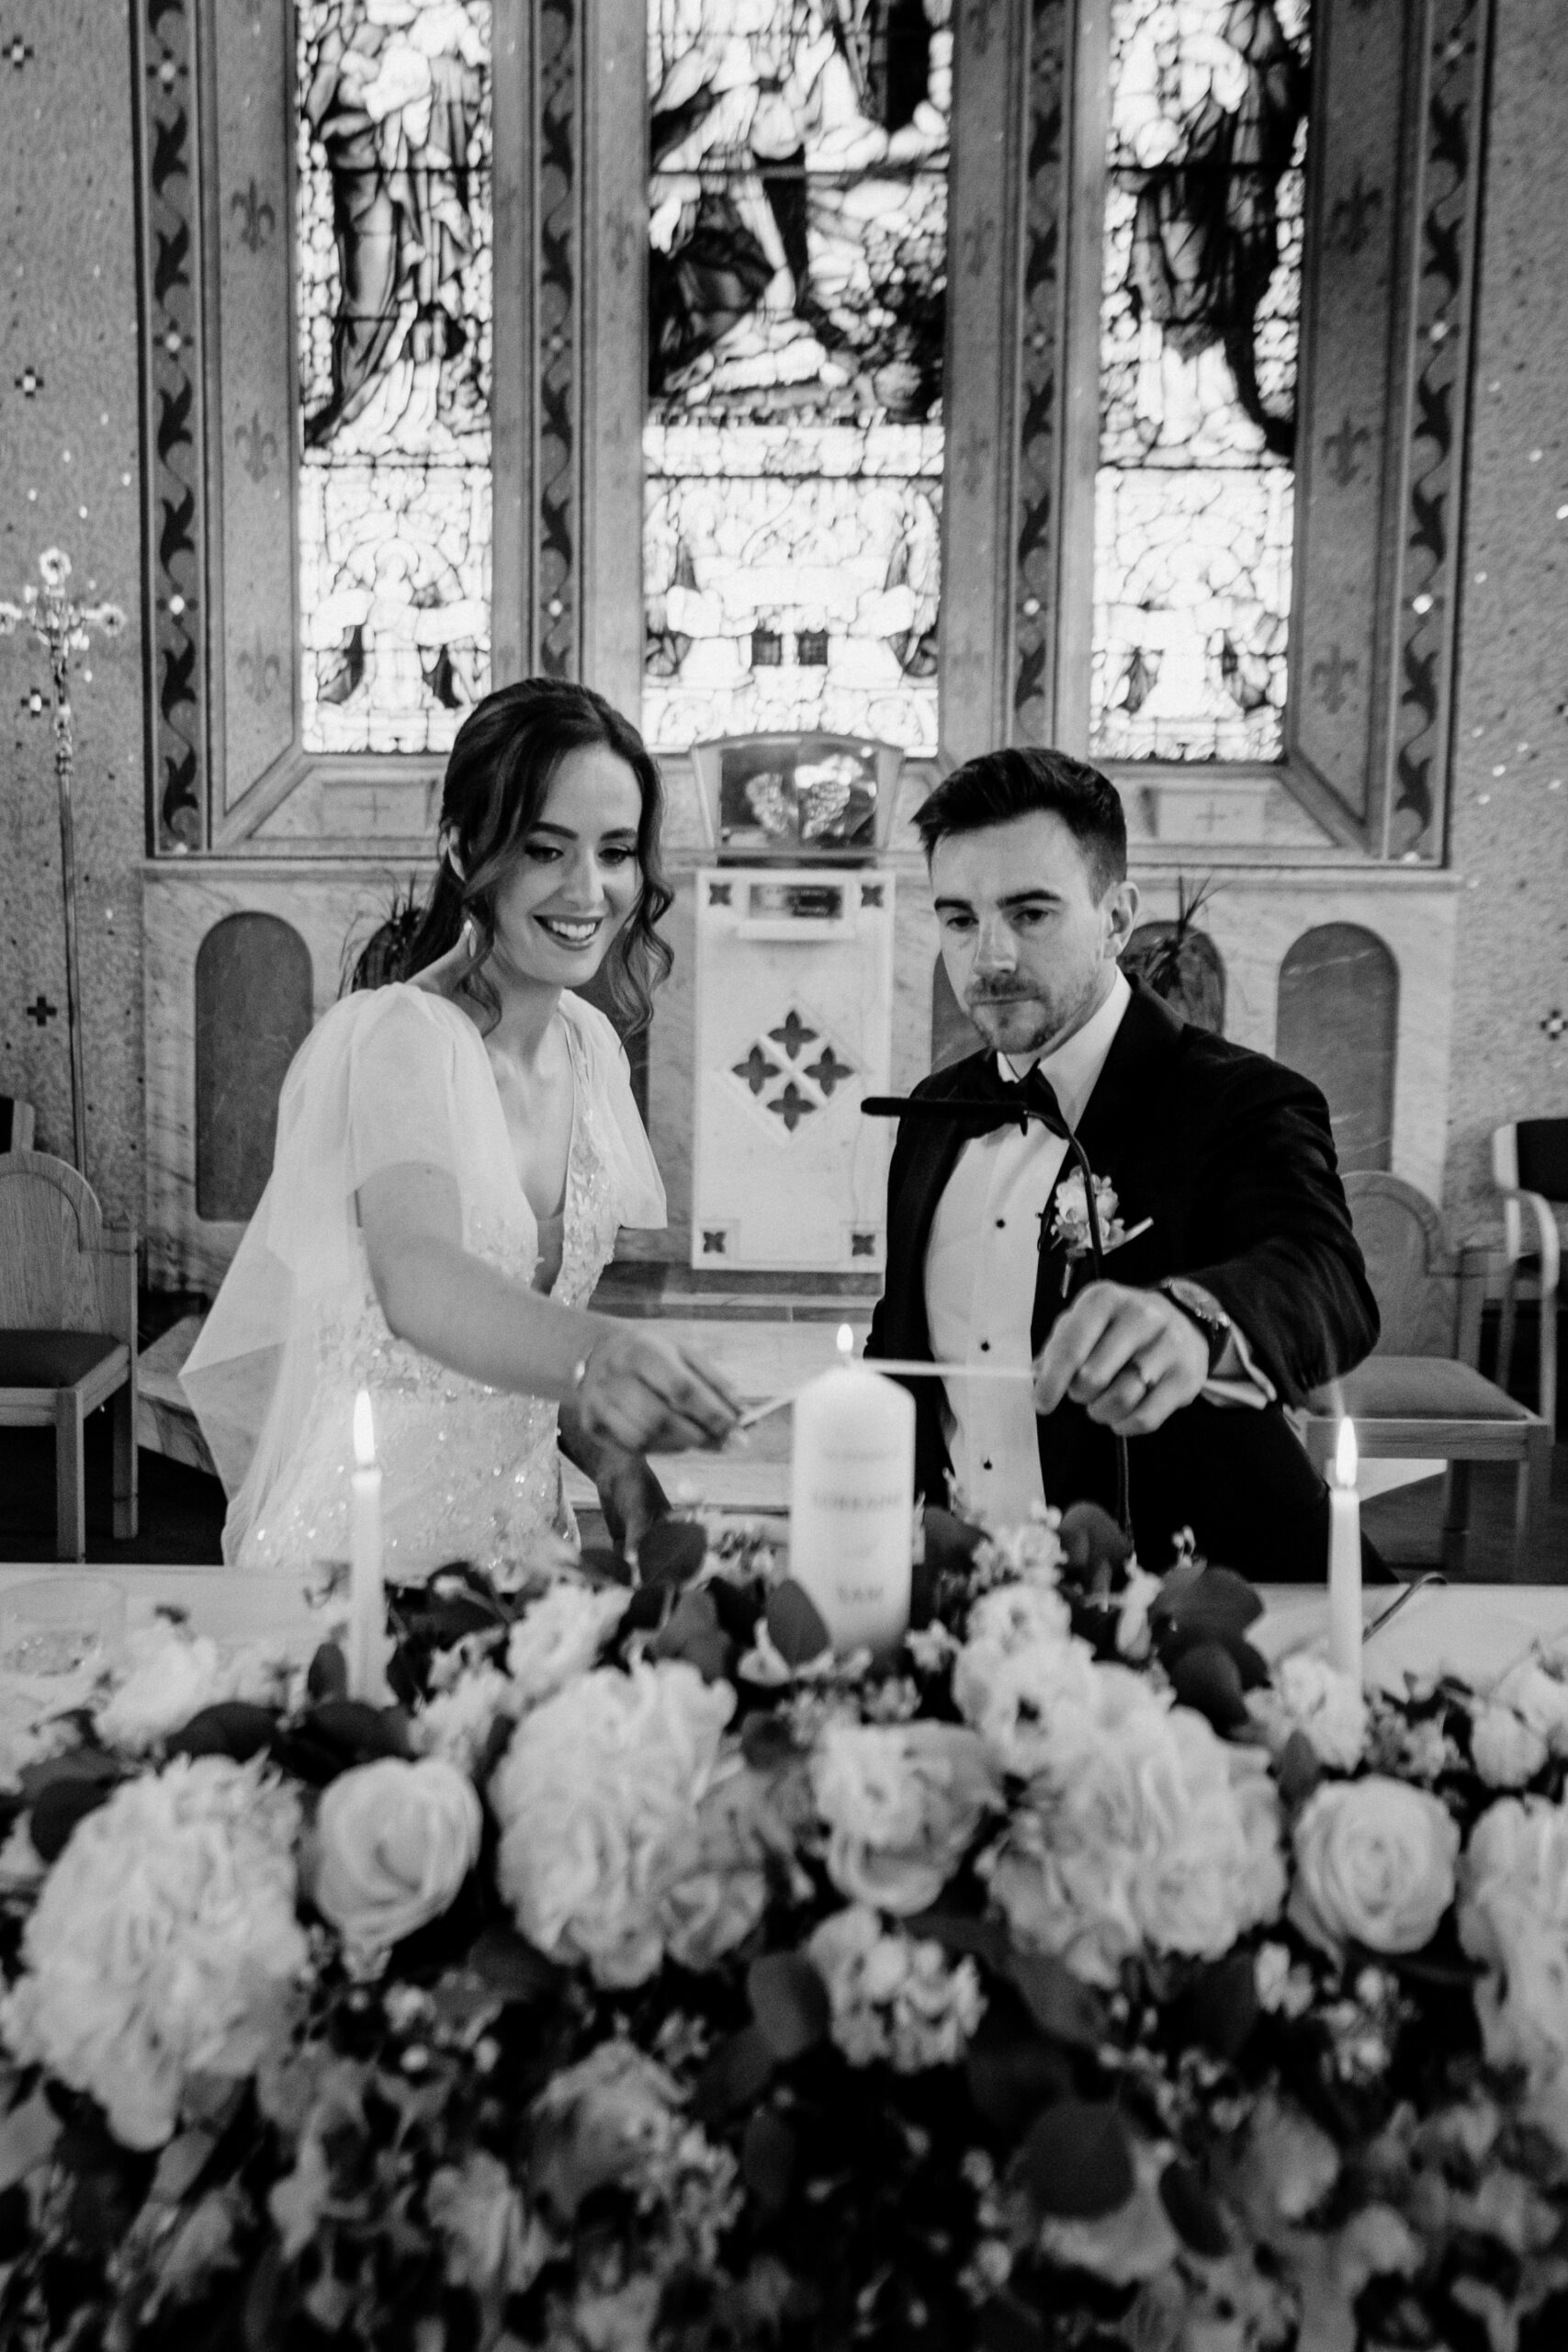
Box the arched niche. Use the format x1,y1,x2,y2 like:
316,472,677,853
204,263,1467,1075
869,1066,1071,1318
931,957,985,1072
196,914,314,1222
1122,922,1226,1035
1275,923,1398,1173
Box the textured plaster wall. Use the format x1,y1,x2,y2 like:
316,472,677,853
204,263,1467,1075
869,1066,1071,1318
0,0,146,1229
1444,0,1568,1238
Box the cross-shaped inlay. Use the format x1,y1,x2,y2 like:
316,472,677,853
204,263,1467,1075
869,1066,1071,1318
25,995,58,1026
14,366,42,397
1541,1008,1567,1042
5,33,33,70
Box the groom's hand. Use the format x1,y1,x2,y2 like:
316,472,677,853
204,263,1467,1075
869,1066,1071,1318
1032,1282,1210,1436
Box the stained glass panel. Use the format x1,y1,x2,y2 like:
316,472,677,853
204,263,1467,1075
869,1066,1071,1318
644,0,949,757
297,0,492,756
1091,0,1309,763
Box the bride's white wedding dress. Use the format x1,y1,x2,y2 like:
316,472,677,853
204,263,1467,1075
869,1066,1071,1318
182,985,665,1579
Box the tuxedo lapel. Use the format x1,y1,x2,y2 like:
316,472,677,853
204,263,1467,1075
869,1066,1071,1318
1028,982,1185,1352
885,1053,984,1359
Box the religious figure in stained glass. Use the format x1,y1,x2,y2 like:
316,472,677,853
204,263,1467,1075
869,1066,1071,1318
298,0,492,756
644,0,949,757
1092,0,1309,763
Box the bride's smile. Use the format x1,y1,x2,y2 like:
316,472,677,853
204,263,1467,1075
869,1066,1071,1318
490,742,644,991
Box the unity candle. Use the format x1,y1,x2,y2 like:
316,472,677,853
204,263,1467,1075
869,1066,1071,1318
1327,1416,1362,1681
789,1326,916,1656
348,1390,387,1702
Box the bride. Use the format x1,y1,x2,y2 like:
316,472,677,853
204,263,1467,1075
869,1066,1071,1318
184,678,740,1577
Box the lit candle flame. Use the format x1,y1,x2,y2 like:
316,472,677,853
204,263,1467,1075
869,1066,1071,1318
1334,1416,1357,1490
353,1389,377,1470
836,1323,854,1361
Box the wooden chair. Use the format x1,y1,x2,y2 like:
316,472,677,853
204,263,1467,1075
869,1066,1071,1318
0,1096,35,1152
1493,1118,1564,1432
0,1149,138,1559
1299,1172,1551,1577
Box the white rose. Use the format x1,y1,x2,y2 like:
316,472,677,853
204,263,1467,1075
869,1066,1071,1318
0,1757,307,2148
1290,1777,1460,1957
312,1756,482,1954
491,1661,739,1985
1471,1704,1549,1790
1459,1796,1568,2151
1251,1653,1367,1771
1492,1660,1568,1754
812,1719,999,1916
505,1581,626,1708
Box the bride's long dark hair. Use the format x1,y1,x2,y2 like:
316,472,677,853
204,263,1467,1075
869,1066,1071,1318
354,679,673,1032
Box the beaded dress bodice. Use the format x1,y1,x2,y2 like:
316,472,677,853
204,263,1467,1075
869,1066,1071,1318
241,1015,621,1581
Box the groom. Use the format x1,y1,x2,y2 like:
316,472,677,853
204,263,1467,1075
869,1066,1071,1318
864,746,1380,1580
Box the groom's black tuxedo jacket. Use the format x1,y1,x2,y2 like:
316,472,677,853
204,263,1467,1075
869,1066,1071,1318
864,978,1380,1581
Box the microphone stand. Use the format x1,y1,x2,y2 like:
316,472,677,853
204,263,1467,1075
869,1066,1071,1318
861,1091,1132,1539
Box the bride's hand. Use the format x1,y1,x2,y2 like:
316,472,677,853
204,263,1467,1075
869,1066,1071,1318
408,917,483,999
574,1327,742,1453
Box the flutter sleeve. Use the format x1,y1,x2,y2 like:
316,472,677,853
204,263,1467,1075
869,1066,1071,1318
558,992,668,1230
182,987,479,1500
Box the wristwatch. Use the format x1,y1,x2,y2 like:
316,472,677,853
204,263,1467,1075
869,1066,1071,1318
1157,1278,1233,1374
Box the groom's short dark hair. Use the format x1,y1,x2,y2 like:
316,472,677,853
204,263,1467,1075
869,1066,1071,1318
913,747,1127,897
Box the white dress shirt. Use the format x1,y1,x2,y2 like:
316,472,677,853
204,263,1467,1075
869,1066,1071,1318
922,968,1270,1522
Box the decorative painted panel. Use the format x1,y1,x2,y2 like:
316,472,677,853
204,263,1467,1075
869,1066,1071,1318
131,0,209,851
214,1,298,810
642,0,950,757
1011,0,1071,746
296,0,493,755
1381,0,1491,861
1090,0,1311,764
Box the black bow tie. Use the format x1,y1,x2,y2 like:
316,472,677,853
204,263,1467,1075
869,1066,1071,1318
969,1057,1071,1140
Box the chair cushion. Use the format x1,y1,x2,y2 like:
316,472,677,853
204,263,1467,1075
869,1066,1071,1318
1325,1357,1535,1423
0,1329,124,1386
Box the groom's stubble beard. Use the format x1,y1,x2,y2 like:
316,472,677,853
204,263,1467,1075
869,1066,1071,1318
964,957,1111,1060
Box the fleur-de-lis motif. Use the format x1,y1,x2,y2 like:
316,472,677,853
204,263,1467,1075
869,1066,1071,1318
237,638,282,703
231,179,276,254
233,411,279,483
1311,644,1359,715
1323,414,1372,488
1328,169,1383,255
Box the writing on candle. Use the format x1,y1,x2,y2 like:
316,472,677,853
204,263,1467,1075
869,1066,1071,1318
789,1325,914,1657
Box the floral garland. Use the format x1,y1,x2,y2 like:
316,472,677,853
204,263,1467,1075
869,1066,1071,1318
1,1505,1567,2352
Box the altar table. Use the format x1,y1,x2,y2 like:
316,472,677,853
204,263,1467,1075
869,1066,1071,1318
2,1565,1565,1693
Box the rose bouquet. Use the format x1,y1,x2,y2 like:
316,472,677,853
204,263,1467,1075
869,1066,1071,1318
1,1507,1567,2352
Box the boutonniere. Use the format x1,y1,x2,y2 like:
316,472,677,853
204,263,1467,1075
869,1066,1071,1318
1048,1170,1153,1280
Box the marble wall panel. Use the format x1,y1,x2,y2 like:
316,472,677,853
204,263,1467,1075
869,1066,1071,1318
0,0,147,1230
1444,0,1568,1247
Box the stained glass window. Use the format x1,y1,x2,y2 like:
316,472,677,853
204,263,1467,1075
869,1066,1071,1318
644,0,949,758
297,0,492,757
1091,0,1309,763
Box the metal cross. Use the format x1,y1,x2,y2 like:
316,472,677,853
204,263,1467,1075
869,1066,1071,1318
0,549,126,1177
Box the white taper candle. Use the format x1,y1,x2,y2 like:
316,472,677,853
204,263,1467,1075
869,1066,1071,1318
348,1389,387,1702
1327,1415,1362,1682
